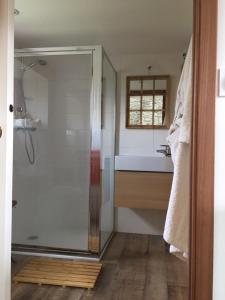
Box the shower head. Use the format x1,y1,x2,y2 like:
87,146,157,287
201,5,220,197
22,59,47,72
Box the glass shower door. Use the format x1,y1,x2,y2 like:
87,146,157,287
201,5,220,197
100,53,116,249
13,52,92,252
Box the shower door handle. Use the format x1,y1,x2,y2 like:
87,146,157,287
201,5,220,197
0,127,2,138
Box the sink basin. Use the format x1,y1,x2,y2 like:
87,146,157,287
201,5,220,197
115,155,173,173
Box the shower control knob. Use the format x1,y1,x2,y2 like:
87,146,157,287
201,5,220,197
0,127,2,138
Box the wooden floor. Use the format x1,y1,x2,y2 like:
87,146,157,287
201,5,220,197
12,233,188,300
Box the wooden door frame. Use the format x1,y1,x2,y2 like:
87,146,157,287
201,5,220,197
190,0,217,299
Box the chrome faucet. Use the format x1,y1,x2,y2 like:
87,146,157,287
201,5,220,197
156,145,171,157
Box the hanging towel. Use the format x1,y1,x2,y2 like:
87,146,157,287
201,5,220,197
163,38,192,260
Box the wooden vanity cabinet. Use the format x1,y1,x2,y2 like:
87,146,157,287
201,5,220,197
115,171,173,210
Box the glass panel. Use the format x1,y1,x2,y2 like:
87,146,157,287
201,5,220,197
130,80,141,91
154,111,163,125
13,53,92,251
154,95,164,109
130,96,141,110
129,111,141,125
142,111,153,125
143,80,153,90
155,79,167,90
101,54,116,249
142,95,153,109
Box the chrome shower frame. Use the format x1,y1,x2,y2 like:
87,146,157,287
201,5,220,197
13,46,116,259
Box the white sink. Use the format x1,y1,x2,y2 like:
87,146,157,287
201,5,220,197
115,155,173,173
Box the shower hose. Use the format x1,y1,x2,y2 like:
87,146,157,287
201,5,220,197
23,126,35,164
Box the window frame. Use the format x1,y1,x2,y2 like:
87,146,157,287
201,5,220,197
126,75,170,129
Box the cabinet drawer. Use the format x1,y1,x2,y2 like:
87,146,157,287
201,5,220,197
115,171,173,210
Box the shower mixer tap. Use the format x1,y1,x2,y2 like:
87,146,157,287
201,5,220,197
156,145,171,157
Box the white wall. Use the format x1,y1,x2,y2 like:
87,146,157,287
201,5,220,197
112,52,184,235
113,53,183,156
213,0,225,298
116,208,166,235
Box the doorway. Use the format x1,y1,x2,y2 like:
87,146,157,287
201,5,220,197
0,0,218,299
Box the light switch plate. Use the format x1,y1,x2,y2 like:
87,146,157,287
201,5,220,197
219,68,225,97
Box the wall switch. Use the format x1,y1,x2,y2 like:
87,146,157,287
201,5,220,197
218,68,225,97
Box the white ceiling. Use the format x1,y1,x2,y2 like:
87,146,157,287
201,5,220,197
15,0,192,56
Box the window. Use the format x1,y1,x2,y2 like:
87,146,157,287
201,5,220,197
126,75,170,129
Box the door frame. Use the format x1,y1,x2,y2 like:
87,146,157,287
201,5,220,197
190,0,217,299
0,0,14,300
0,0,218,299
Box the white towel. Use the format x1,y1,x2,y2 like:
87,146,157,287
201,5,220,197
163,38,192,260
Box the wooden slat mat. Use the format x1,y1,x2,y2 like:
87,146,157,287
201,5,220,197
13,258,102,289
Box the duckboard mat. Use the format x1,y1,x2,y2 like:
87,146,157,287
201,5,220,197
13,258,102,289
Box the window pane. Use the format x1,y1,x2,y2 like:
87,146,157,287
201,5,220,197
142,111,153,125
154,111,163,125
154,95,164,109
130,96,141,110
129,111,141,125
155,79,167,90
142,95,153,109
143,80,153,90
130,80,141,91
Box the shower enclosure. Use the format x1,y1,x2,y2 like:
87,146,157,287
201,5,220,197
12,46,116,258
